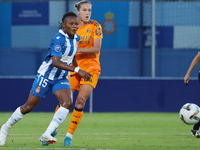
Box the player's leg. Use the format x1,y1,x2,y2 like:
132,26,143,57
50,104,61,137
48,103,61,138
41,75,79,146
53,75,79,122
53,74,80,115
191,121,200,138
64,84,93,146
40,80,73,145
0,94,41,146
64,73,99,146
0,74,47,146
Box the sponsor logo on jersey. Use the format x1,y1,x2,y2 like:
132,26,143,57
55,45,61,52
56,36,60,39
35,87,41,93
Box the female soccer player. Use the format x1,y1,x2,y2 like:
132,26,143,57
64,0,103,146
184,50,200,138
43,0,103,146
0,11,92,146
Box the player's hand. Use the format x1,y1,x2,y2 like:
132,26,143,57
78,70,93,81
184,74,190,86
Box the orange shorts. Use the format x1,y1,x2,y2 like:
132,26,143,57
68,72,100,91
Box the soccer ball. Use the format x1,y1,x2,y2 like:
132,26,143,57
179,103,200,125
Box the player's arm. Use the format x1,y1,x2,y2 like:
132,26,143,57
72,55,78,67
52,56,75,72
184,51,200,84
52,56,93,80
77,38,102,54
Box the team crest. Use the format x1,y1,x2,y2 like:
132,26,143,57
102,12,116,35
87,28,91,33
35,87,41,93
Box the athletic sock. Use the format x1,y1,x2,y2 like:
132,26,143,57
193,121,200,130
66,132,73,139
44,106,69,136
67,107,83,135
4,107,24,131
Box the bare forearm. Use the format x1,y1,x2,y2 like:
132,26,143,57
186,57,200,75
72,56,78,67
77,47,100,54
53,61,75,72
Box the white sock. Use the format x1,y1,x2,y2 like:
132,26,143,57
44,106,69,136
66,132,73,139
4,107,24,131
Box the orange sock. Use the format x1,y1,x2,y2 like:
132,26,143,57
54,104,60,113
67,108,83,135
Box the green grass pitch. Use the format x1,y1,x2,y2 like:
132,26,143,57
0,112,198,150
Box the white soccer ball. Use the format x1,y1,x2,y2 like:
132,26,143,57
179,103,200,125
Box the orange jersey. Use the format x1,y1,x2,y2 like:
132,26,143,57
75,20,103,74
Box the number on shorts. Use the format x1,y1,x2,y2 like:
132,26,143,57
39,76,48,87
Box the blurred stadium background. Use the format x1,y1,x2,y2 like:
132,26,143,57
1,0,200,112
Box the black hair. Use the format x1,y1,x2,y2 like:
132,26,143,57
75,0,92,10
59,11,77,29
62,11,77,23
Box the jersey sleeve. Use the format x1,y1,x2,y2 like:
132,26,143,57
92,21,103,40
49,33,65,57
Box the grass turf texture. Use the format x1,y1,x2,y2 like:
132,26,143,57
0,112,198,150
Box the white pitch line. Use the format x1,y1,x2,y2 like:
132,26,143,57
9,133,147,136
8,132,190,137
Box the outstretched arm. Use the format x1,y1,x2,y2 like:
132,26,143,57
184,51,200,84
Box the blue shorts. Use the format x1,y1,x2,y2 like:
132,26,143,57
30,74,71,98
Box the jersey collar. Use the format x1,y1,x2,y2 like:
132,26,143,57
59,29,78,39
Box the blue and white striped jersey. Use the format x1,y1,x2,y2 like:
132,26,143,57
37,29,80,80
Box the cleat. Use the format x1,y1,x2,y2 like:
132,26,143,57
42,142,49,146
39,134,57,145
42,129,58,146
191,129,200,138
0,125,8,146
64,136,72,146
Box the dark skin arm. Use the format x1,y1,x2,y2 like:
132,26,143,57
72,55,78,67
52,56,93,81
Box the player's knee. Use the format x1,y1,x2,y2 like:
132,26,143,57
60,99,73,109
76,95,87,107
20,105,33,114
